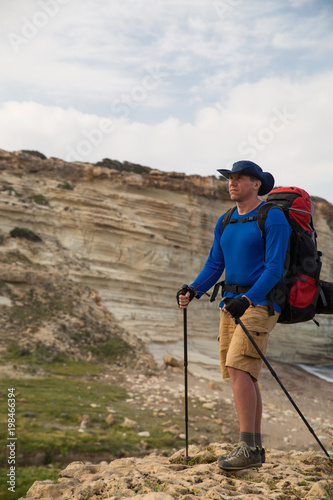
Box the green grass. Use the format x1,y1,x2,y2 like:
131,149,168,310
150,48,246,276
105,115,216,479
1,185,21,197
0,251,32,265
0,330,227,500
43,359,105,377
89,338,134,362
9,292,73,326
0,375,129,456
0,365,183,498
56,182,74,190
0,376,125,460
6,337,134,372
0,465,60,500
324,481,333,499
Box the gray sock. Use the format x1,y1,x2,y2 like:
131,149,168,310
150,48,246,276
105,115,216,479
239,432,255,448
254,433,262,449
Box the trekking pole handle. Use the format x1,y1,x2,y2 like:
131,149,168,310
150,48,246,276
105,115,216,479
181,284,193,293
177,285,196,307
181,284,196,299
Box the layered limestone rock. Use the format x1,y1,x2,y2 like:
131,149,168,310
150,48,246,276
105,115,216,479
20,444,333,500
1,149,333,367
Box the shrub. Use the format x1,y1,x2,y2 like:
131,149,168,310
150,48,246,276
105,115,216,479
32,195,49,206
10,227,42,242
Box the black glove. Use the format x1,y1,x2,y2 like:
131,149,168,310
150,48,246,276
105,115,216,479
176,284,196,305
224,296,250,319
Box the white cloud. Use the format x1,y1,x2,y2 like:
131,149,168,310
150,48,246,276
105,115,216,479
271,11,333,52
287,0,314,7
1,69,332,202
3,0,330,118
0,0,332,202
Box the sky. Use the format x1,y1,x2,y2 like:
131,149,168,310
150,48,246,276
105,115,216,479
1,0,333,203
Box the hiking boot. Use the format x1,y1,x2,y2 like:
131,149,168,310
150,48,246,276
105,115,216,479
217,441,262,471
218,444,266,465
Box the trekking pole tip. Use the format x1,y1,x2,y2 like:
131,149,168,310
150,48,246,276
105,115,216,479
182,455,191,463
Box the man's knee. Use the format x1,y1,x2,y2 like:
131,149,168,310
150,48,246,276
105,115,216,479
228,366,251,382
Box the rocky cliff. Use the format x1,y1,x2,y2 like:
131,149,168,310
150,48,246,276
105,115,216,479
1,148,333,367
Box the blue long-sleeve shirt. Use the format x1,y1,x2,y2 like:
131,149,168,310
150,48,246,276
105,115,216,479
190,202,291,311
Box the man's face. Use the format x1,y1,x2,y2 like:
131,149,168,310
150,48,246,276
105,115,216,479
228,174,261,201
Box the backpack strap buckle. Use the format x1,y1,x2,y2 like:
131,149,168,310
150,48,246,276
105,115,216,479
210,281,251,302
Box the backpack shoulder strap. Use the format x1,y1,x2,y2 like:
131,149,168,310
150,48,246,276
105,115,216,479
223,202,284,237
211,206,237,303
222,206,237,232
256,201,284,238
257,201,283,317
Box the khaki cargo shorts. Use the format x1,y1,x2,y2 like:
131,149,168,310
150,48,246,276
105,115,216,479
218,305,279,381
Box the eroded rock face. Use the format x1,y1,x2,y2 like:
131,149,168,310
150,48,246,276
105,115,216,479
1,149,333,366
20,444,332,500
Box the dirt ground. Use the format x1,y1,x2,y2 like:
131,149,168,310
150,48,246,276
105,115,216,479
2,357,332,458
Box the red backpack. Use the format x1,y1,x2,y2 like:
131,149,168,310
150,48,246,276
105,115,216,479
257,187,323,324
214,187,327,324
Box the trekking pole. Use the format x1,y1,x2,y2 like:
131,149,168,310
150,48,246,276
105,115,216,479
179,284,191,462
183,306,191,461
236,318,332,460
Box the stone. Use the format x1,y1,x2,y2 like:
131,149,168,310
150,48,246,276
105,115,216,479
78,415,90,431
213,418,223,425
22,412,36,418
16,444,333,499
202,402,216,409
163,425,180,436
162,355,182,368
132,494,174,500
105,414,116,426
305,480,329,499
208,381,220,391
122,417,139,429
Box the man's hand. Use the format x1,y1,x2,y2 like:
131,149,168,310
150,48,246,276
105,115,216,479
176,285,196,309
223,296,251,319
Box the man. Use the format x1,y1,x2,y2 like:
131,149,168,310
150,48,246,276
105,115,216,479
177,160,291,471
